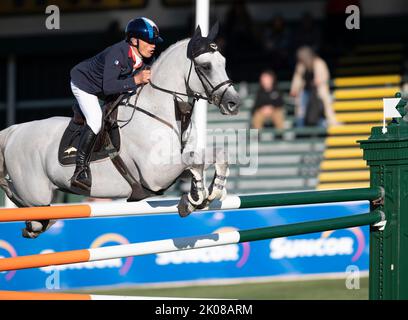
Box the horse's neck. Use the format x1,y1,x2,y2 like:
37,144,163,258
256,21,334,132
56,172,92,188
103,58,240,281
119,42,190,134
149,40,190,94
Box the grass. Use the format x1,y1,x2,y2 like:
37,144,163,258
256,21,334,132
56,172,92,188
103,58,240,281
76,277,369,300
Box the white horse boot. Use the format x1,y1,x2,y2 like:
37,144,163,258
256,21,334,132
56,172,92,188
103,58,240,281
207,167,229,202
187,168,208,207
178,172,208,218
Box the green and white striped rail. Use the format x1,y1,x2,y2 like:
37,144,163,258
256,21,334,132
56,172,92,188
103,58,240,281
0,187,383,222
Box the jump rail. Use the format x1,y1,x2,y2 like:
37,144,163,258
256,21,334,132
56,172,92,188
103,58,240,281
0,291,215,300
0,210,382,272
0,187,383,222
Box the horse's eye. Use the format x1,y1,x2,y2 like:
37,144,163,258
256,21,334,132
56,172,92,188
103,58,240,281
201,63,211,71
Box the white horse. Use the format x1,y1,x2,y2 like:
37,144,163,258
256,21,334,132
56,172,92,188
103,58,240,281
0,25,240,238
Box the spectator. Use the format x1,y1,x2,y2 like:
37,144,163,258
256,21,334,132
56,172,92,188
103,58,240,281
251,70,285,131
290,46,338,127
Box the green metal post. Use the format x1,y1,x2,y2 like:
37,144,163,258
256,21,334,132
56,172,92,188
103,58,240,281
360,92,408,300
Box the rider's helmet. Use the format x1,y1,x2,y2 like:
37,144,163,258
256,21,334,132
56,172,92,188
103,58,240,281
125,17,164,45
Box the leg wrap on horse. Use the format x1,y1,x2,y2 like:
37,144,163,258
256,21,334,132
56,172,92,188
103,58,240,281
186,167,208,206
178,166,208,218
187,176,208,206
207,167,229,201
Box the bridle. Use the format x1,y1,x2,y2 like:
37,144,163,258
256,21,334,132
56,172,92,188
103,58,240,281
190,59,233,106
149,50,233,107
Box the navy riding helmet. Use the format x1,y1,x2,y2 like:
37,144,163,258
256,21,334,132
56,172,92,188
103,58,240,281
125,17,164,45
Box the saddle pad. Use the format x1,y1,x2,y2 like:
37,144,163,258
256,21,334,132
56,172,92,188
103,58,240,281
58,120,121,166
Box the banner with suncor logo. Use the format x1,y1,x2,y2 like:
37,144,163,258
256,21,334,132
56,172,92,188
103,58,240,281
0,201,369,291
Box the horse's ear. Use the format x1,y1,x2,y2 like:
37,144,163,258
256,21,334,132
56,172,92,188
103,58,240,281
193,25,202,39
207,21,219,41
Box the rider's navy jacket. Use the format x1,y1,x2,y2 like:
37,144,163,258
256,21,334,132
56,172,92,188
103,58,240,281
71,40,147,99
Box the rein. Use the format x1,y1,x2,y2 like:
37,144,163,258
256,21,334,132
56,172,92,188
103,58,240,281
149,60,206,101
149,57,233,107
111,86,185,150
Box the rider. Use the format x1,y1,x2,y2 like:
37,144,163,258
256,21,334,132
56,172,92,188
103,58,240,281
69,17,163,192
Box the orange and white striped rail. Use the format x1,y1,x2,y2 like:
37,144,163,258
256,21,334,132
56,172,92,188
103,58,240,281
0,197,241,222
0,229,242,272
0,291,210,300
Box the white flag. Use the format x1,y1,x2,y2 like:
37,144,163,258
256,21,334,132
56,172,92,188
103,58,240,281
383,98,402,118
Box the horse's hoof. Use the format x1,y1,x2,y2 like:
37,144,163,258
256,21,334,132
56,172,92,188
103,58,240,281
177,194,196,218
22,221,43,239
208,187,226,202
220,188,227,201
196,199,210,210
22,220,56,239
196,188,227,210
22,228,40,239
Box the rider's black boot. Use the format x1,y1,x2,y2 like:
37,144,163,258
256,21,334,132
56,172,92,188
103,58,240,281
70,124,97,192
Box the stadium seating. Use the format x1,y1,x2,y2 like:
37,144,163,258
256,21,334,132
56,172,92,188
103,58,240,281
318,42,403,190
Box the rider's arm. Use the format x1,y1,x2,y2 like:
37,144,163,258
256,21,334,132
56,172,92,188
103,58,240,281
103,49,137,96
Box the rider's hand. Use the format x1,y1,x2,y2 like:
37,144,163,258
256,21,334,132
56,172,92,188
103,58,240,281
134,70,151,85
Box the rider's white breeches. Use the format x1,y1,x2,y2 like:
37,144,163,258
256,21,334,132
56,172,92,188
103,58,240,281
70,81,102,134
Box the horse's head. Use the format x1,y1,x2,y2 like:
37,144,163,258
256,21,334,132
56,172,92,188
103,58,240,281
186,23,241,115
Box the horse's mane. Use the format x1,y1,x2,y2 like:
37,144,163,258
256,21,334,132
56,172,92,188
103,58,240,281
151,38,190,72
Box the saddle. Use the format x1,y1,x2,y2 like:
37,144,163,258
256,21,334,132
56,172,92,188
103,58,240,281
58,94,160,201
58,97,121,166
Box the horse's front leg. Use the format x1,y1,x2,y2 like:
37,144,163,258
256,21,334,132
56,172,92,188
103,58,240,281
177,148,229,217
177,164,208,217
187,164,209,206
207,162,229,202
177,153,208,217
198,147,229,209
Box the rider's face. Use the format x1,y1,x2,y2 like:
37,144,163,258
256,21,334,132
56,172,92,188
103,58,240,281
136,38,156,58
